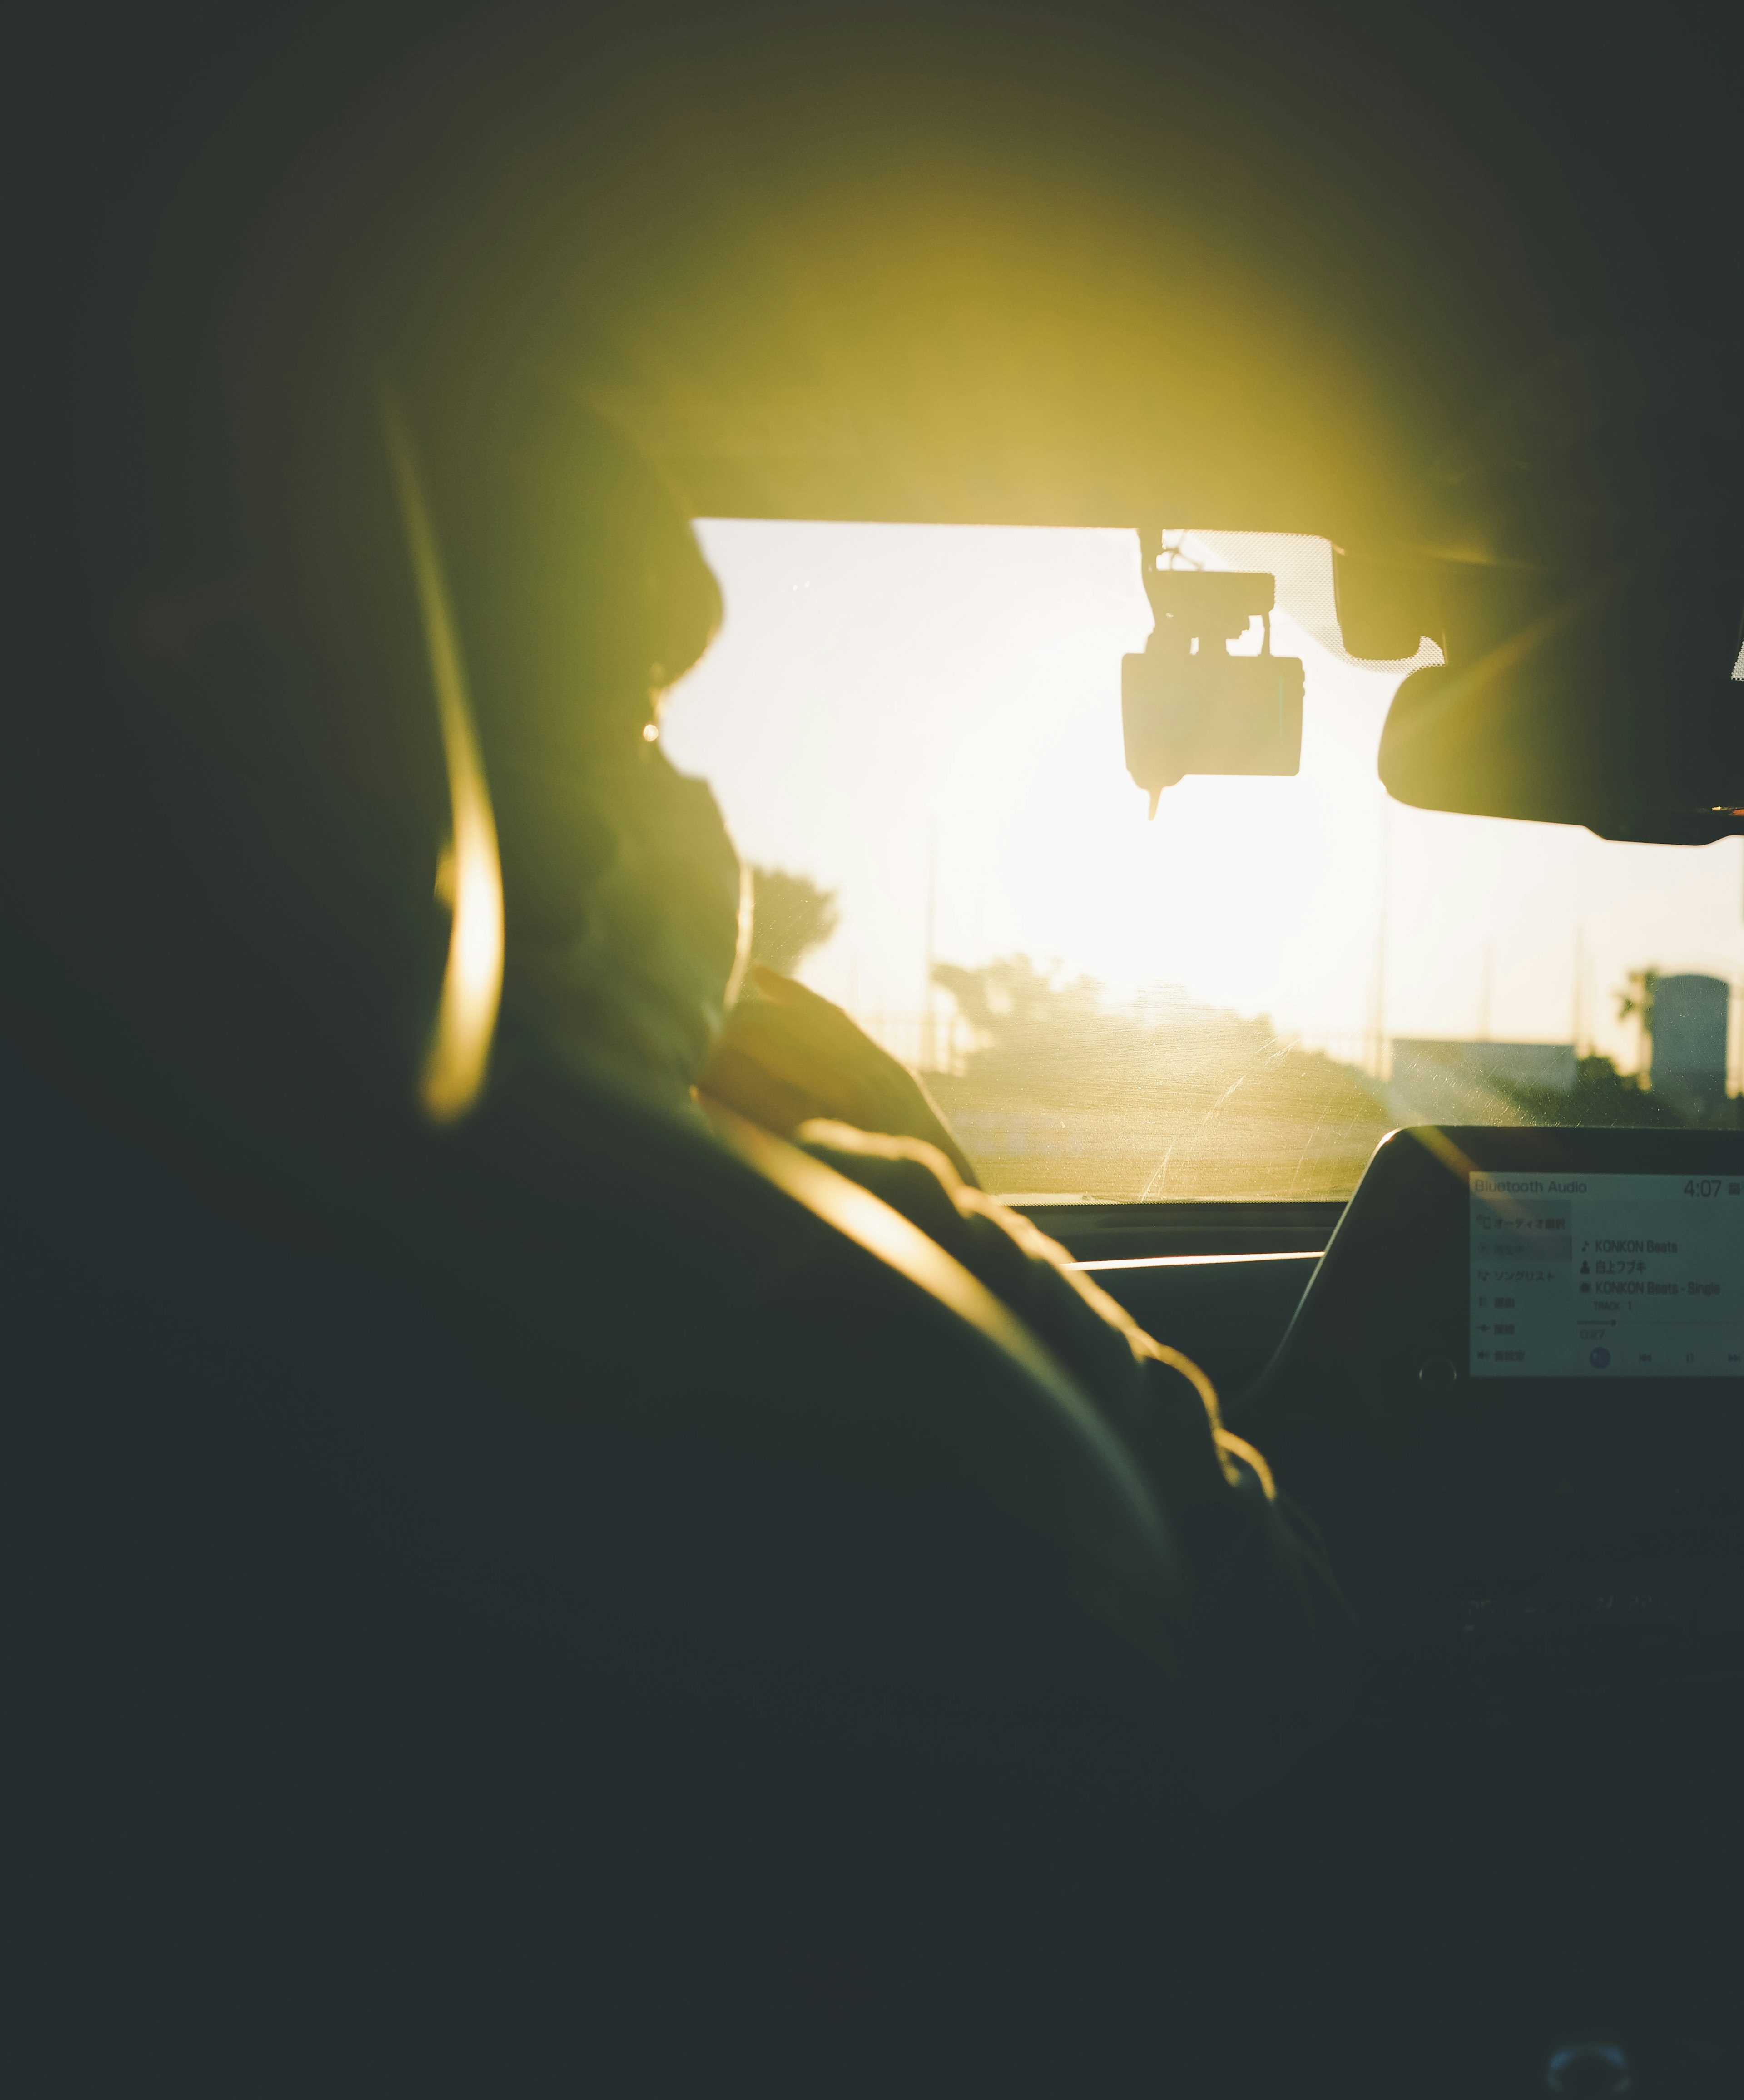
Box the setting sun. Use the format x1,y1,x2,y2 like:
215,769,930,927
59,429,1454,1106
664,522,1744,1082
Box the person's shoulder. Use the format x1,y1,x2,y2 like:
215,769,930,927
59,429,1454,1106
794,1119,976,1236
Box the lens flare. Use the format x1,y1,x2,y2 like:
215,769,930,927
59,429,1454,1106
380,384,505,1124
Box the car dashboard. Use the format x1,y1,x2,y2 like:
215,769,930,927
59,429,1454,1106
1026,1129,1744,2093
1030,1126,1744,1650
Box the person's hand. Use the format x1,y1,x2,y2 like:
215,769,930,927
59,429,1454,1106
697,964,980,1186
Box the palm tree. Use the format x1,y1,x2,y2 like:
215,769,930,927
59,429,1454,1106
1616,967,1659,1080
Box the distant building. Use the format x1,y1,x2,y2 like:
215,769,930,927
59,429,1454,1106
1388,1038,1575,1126
1650,974,1730,1122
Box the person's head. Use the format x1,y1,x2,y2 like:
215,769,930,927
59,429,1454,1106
1,2,741,1138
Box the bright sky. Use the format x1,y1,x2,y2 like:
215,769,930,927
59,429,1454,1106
660,522,1744,1081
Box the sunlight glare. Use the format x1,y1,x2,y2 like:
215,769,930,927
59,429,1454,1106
662,521,1744,1079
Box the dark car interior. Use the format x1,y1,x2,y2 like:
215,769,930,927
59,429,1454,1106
5,5,1742,2095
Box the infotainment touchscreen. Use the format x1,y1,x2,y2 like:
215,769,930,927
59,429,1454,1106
1470,1171,1744,1377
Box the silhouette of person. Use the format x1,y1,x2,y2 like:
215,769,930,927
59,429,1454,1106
0,15,1353,2091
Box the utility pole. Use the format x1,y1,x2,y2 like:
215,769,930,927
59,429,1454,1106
922,821,938,1073
1477,944,1493,1042
1368,796,1390,1079
1572,926,1585,1057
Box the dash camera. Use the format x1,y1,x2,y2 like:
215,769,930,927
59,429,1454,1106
1122,566,1304,815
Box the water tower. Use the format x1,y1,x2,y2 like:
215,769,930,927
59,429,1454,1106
1649,974,1730,1122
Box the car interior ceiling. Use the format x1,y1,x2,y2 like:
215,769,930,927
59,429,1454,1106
5,5,1743,2097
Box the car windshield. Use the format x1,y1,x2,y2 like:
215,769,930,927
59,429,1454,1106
662,524,1744,1202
